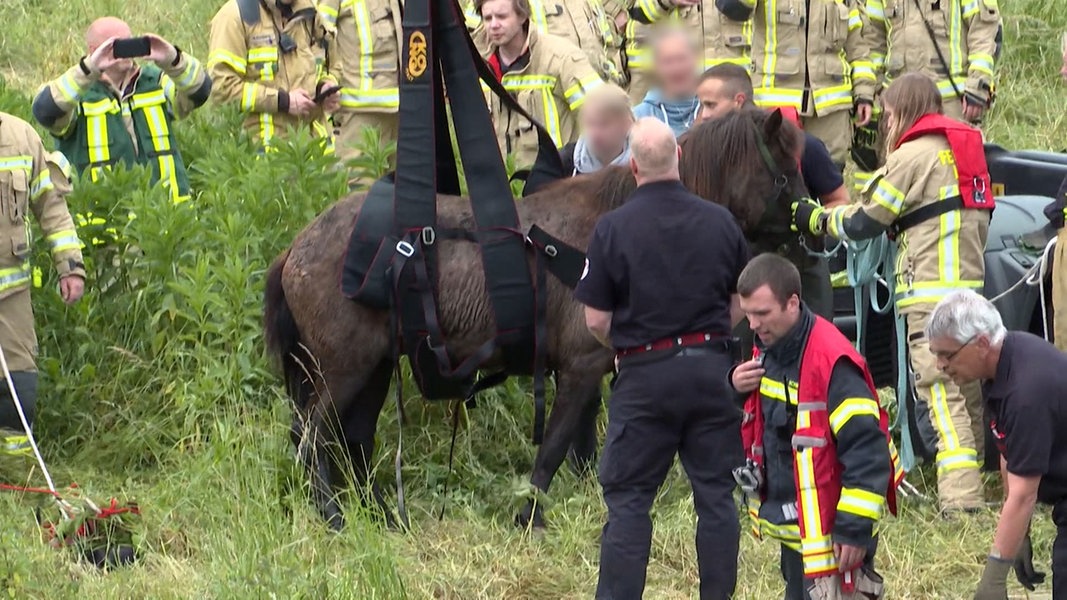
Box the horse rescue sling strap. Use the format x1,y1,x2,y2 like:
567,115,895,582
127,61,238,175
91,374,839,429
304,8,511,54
340,0,576,444
888,114,994,239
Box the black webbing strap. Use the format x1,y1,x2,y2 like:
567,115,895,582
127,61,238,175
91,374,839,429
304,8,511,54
888,196,966,239
911,0,963,100
437,0,563,185
527,224,587,289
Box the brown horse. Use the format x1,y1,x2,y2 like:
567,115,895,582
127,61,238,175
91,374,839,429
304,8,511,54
263,108,803,530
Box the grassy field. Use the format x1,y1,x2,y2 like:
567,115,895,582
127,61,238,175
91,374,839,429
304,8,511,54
0,1,1065,598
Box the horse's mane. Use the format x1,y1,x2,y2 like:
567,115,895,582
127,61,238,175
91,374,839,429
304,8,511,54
537,165,637,215
678,108,804,233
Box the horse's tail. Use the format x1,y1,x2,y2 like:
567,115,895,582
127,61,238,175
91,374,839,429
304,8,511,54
264,248,314,411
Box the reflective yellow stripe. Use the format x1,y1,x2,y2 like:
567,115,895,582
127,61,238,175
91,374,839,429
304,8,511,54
753,88,804,108
848,7,862,30
837,487,884,520
247,46,279,62
828,397,880,435
961,0,979,18
339,88,400,109
141,102,181,201
938,208,961,282
260,113,276,147
46,230,82,253
759,377,798,404
128,89,167,110
0,264,31,293
56,70,85,104
871,177,906,215
318,3,339,27
564,75,603,110
172,57,204,90
937,447,980,474
759,0,778,91
353,0,376,92
867,0,885,21
84,100,113,168
0,156,32,173
894,280,983,307
30,170,53,201
852,61,876,81
948,0,964,80
968,52,994,77
240,83,259,112
2,434,31,456
796,404,834,575
636,0,667,21
812,84,853,111
208,48,248,75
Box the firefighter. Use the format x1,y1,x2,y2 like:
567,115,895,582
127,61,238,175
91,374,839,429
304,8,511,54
208,0,341,149
624,0,750,103
1049,37,1067,352
0,113,85,456
31,17,211,203
576,118,749,599
466,0,625,84
716,0,876,169
478,0,604,173
731,253,899,600
792,73,992,511
863,0,1002,124
316,0,401,167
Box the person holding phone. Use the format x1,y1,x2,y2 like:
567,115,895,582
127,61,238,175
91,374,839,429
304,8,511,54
31,17,211,204
209,0,340,151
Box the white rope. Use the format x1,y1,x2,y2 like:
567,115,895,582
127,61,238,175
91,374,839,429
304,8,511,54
986,236,1057,342
0,342,74,516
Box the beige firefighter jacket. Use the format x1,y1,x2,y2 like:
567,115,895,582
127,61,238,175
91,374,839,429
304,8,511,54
317,0,403,114
625,1,750,82
723,0,876,115
208,0,339,146
864,0,1001,104
483,28,604,172
466,0,624,84
827,132,988,313
0,113,85,301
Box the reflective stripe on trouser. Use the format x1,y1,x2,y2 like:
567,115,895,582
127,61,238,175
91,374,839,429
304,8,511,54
0,371,38,450
801,110,850,169
906,310,984,509
1053,227,1067,352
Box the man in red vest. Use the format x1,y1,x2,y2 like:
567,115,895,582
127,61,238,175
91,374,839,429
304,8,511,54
730,253,902,599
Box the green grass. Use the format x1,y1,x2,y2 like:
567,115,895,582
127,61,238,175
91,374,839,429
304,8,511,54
0,1,1065,598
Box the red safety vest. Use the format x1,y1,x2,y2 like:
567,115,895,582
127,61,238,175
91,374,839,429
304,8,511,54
741,316,904,578
896,113,994,210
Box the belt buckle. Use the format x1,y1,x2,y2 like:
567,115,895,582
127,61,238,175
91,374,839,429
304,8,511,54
396,241,415,258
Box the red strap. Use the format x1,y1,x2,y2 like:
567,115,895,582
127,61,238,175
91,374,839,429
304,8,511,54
896,114,994,209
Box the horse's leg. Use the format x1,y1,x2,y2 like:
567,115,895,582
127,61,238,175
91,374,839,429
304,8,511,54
298,397,346,531
338,359,394,518
567,383,603,476
517,367,605,529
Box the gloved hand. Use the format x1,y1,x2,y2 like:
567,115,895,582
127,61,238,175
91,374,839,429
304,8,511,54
791,198,826,235
1013,530,1046,590
973,555,1012,600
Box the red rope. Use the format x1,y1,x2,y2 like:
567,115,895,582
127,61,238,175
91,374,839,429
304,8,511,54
0,482,60,497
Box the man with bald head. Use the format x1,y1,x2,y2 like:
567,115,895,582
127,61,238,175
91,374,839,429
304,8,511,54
575,118,749,599
33,17,210,203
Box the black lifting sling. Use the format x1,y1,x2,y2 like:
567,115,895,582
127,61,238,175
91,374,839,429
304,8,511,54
390,0,564,442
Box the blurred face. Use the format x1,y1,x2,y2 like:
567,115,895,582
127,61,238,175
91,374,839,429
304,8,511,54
696,78,744,123
929,334,991,384
582,110,631,160
653,37,698,99
480,0,524,48
739,285,801,347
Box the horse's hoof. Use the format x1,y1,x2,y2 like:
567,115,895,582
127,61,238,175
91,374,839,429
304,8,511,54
514,503,547,531
324,510,345,532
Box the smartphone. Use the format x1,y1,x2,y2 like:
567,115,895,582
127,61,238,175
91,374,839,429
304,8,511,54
113,37,152,59
314,85,342,104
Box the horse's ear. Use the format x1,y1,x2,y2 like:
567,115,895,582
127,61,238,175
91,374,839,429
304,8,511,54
764,108,784,138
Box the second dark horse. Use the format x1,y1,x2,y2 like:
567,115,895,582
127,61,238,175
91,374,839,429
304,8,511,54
263,108,806,530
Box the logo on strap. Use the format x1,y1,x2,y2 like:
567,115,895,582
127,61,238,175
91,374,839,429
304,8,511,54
406,31,428,81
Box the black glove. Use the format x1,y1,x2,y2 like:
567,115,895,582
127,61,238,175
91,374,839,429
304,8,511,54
1014,529,1047,591
791,198,826,235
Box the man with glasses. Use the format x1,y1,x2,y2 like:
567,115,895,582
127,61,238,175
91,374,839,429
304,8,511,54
926,290,1066,599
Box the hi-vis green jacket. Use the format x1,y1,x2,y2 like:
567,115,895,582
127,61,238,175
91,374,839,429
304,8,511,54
626,1,751,78
863,0,1001,104
0,113,84,300
718,0,876,115
317,0,403,114
466,0,624,84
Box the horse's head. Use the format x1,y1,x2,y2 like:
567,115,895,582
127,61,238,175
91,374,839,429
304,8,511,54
678,107,805,233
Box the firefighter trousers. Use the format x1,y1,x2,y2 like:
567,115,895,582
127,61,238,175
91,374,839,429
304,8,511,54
596,348,742,600
780,538,879,600
906,310,985,510
333,111,399,181
1052,227,1067,351
802,110,851,170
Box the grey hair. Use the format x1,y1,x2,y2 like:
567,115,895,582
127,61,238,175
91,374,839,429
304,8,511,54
925,290,1006,345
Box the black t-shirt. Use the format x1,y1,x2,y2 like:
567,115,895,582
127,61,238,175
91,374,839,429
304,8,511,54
573,179,749,350
983,331,1067,503
801,132,844,200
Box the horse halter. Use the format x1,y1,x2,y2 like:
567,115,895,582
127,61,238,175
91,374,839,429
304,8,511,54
753,125,800,210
